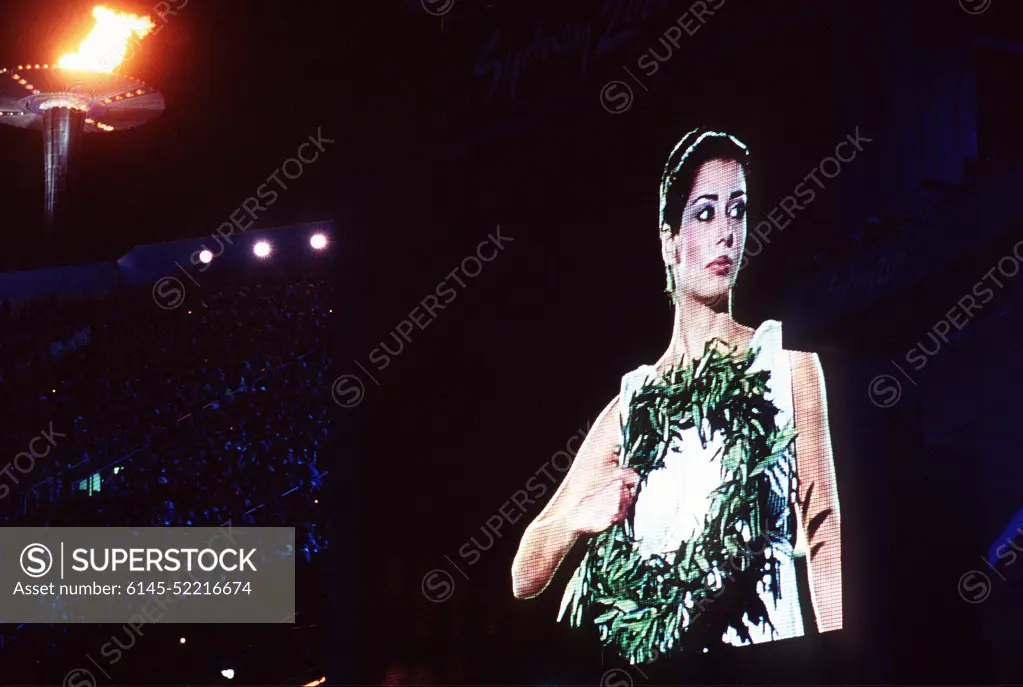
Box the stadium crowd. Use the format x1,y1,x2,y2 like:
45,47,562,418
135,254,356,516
0,274,330,684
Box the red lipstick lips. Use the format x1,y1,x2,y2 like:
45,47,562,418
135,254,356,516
706,256,733,275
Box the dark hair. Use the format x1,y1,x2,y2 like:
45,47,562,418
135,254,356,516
659,128,751,236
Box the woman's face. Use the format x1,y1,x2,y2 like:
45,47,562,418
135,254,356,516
662,157,747,304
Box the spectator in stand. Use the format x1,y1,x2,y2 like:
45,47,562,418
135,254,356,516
0,274,330,677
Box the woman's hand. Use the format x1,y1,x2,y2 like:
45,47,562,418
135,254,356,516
566,464,640,536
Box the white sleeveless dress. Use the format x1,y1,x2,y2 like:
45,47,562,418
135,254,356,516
619,319,805,645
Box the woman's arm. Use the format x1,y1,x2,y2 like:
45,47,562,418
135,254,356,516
511,395,638,599
791,350,843,633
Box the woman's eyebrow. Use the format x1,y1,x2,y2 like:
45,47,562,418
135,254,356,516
689,190,744,206
690,193,717,205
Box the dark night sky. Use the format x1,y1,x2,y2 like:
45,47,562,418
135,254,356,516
0,0,847,272
0,0,355,270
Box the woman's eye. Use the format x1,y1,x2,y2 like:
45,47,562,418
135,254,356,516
696,206,714,222
728,202,746,220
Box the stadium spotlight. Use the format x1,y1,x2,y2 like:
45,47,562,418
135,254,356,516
253,241,271,258
199,249,213,264
310,233,327,250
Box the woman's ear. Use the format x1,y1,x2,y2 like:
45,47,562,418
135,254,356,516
660,224,677,264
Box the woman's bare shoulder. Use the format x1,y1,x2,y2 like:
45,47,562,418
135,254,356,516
787,347,824,396
735,321,757,337
771,320,820,371
724,321,757,357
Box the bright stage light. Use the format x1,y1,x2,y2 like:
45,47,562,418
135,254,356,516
253,241,271,258
310,233,327,249
179,637,186,644
199,249,213,264
221,669,235,680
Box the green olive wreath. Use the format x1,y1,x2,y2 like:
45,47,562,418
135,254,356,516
558,340,798,664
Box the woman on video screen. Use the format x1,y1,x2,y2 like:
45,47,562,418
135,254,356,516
511,128,841,660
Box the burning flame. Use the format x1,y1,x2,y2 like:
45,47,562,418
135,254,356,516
58,6,155,73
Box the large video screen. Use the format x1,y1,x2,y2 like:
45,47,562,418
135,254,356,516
510,128,843,664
